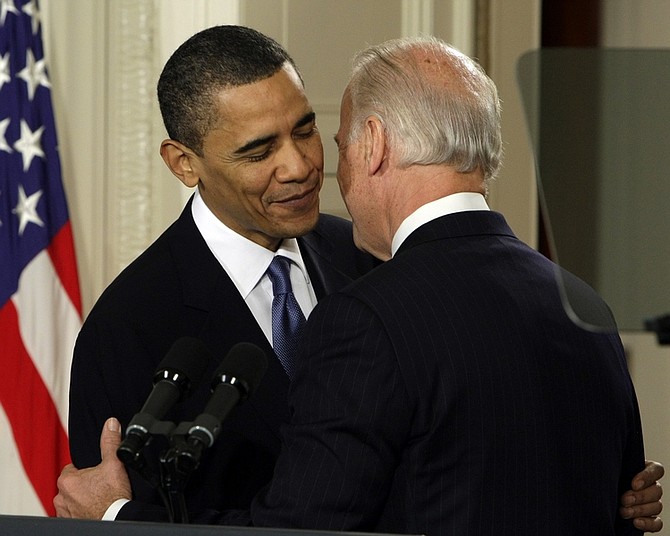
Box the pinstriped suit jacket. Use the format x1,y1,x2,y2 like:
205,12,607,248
68,197,376,522
252,210,644,535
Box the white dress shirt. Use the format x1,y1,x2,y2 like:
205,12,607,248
191,188,317,345
391,192,490,257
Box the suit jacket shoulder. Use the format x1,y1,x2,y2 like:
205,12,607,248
70,203,376,522
257,210,643,535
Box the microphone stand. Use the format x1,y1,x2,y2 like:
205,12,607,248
158,421,208,525
118,417,198,524
117,342,267,523
159,440,190,525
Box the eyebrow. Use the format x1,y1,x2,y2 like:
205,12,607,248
295,111,316,130
233,111,316,155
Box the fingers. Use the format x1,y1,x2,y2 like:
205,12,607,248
57,463,75,478
52,420,131,520
53,493,69,518
633,460,666,491
54,464,75,517
620,492,663,516
632,515,663,533
620,480,663,534
623,480,663,507
620,461,664,531
99,417,122,461
621,482,663,515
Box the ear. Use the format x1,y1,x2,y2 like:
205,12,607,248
364,115,387,176
160,139,200,188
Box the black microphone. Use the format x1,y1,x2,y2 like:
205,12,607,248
188,342,268,449
117,337,211,465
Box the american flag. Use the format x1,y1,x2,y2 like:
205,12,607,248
0,0,82,516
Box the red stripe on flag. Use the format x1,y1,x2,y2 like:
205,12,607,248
0,300,71,517
47,222,83,318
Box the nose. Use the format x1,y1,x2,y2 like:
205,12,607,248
275,140,314,182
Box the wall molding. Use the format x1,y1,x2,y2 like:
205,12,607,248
106,0,156,277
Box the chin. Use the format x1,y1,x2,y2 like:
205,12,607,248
286,213,320,238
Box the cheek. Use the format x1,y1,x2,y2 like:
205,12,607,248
336,152,354,197
205,166,267,213
335,166,348,197
301,134,324,169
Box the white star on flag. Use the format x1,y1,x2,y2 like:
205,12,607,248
18,47,50,100
14,119,45,171
0,0,19,25
12,183,44,235
21,0,39,34
0,117,11,153
0,51,10,91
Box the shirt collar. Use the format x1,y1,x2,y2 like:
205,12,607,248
391,192,490,257
191,188,309,298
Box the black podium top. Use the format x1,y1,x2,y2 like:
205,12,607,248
0,515,417,536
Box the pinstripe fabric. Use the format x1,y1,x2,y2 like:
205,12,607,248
253,210,644,536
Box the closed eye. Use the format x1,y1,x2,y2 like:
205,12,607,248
246,144,275,162
294,125,317,139
293,112,317,139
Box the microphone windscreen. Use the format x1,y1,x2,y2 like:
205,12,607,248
213,342,268,397
155,337,212,391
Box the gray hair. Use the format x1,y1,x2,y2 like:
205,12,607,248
346,36,503,183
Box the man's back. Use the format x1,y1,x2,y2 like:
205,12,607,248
256,210,644,535
367,211,642,534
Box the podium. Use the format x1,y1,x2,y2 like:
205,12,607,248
0,515,410,536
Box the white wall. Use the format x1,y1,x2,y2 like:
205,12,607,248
602,0,670,48
486,0,540,247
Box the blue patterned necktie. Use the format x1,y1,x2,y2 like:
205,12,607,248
266,255,306,379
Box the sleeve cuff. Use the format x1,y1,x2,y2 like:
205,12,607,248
102,498,130,520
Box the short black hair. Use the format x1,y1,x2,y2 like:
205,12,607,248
157,25,301,155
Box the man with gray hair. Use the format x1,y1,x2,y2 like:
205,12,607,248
248,36,653,535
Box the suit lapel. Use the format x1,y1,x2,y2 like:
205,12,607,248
168,199,290,437
164,204,368,439
195,271,291,438
299,226,360,299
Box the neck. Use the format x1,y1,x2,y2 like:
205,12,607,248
385,165,485,236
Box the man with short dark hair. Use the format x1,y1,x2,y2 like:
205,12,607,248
65,25,376,522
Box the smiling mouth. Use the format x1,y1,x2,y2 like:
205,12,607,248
272,185,318,207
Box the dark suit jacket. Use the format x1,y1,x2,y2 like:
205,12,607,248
68,198,376,522
251,210,644,535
